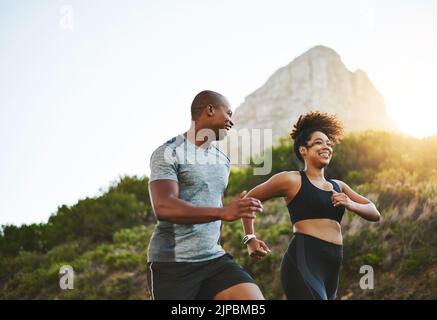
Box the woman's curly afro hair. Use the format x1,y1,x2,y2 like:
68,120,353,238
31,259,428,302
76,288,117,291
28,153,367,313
290,111,344,162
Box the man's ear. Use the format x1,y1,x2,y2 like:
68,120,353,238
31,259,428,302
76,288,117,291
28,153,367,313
207,104,215,117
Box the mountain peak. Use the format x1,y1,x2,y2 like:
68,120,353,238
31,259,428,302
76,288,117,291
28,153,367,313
228,46,398,155
302,45,341,57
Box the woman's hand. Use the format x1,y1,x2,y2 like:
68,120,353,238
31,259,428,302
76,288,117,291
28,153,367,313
331,189,355,211
247,238,271,261
331,180,381,221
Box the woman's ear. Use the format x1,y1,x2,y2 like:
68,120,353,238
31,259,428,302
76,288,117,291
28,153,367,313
299,146,307,158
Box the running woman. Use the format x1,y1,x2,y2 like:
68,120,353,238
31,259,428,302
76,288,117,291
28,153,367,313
241,111,381,300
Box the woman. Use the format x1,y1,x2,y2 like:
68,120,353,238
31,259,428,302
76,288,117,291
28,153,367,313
241,111,381,300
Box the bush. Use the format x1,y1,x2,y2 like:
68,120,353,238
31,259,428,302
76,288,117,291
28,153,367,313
400,247,433,275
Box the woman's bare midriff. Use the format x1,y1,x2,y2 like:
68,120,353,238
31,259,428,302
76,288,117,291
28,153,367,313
293,218,343,245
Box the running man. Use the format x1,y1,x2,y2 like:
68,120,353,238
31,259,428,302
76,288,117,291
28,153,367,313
146,90,264,300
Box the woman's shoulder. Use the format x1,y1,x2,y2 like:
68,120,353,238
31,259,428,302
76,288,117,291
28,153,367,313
287,170,302,177
280,171,302,201
330,178,343,184
330,178,344,192
274,171,302,184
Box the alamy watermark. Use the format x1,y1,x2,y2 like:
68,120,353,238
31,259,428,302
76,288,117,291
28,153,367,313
359,3,376,32
60,5,74,30
162,124,273,175
359,265,374,290
59,265,74,290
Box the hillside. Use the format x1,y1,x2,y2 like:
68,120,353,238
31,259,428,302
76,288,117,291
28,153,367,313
1,131,436,300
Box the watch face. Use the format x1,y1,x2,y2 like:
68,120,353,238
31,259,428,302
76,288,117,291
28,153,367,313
243,235,255,244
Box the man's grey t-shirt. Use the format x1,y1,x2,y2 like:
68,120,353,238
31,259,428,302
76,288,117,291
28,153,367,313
147,134,230,262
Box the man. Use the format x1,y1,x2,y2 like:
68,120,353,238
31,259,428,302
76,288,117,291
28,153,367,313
147,90,264,300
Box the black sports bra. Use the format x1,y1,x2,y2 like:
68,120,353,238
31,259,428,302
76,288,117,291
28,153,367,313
287,170,345,224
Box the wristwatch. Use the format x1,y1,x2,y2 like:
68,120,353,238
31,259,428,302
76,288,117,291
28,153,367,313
243,234,257,245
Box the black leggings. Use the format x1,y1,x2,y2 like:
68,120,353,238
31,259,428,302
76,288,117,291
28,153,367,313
280,233,343,300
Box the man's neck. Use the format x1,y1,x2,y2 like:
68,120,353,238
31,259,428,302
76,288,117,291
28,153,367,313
184,125,212,149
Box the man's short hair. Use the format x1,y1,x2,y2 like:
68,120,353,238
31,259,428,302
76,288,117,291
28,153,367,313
191,90,228,120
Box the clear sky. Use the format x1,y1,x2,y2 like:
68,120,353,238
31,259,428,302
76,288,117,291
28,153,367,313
1,0,436,226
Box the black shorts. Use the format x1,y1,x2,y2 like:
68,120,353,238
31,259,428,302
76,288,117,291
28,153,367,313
147,253,256,300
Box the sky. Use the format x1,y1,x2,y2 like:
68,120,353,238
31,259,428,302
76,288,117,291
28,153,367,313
1,0,436,226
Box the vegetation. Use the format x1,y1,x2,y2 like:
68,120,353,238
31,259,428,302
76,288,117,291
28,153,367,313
1,131,436,299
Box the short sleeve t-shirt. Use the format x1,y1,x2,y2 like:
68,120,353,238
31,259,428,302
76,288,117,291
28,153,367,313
147,134,230,262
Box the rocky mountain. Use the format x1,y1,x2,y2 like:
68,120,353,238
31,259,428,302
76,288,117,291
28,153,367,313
229,45,398,150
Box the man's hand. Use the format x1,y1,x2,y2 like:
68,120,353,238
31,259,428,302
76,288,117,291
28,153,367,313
247,238,270,261
220,191,263,221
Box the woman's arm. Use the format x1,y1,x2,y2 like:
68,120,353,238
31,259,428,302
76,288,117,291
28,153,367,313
242,171,294,234
332,180,381,222
241,172,296,260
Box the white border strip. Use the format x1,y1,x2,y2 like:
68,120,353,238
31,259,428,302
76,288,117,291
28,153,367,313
149,262,155,300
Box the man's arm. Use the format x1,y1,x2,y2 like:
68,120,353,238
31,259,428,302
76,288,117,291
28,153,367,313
149,179,263,224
